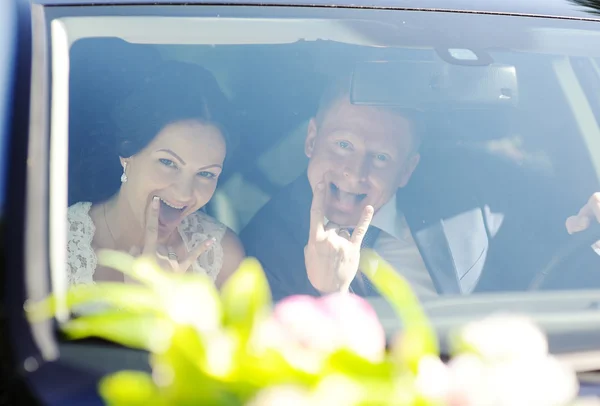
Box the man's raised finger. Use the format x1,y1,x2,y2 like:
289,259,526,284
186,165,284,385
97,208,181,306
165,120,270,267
309,181,326,240
351,205,374,246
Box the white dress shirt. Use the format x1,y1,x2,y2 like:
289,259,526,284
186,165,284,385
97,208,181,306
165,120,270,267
370,195,438,301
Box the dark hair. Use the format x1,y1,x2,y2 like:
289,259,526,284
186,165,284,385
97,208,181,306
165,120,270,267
111,61,232,158
315,74,424,153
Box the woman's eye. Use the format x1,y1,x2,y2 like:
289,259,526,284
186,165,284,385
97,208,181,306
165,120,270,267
159,158,177,168
337,141,351,150
375,154,389,162
198,171,216,179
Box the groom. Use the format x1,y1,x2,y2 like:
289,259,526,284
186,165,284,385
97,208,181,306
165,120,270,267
240,77,439,301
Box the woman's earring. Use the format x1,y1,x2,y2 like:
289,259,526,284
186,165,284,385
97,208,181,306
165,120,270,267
120,162,128,183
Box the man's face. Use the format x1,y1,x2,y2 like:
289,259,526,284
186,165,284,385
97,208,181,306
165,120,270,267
305,98,420,227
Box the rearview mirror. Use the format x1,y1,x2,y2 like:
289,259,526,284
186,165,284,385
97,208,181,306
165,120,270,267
350,60,518,110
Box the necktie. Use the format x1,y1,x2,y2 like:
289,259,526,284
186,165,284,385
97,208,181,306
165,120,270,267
361,226,381,250
352,226,380,296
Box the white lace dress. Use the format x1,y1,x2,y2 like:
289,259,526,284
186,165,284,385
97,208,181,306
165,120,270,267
67,201,227,285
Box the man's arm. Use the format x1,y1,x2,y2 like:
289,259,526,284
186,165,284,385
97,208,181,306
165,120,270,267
240,203,319,302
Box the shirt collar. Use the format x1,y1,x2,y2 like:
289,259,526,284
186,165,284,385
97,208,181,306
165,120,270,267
371,194,403,240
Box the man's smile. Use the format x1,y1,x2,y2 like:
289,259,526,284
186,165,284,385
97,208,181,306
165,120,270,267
328,182,367,213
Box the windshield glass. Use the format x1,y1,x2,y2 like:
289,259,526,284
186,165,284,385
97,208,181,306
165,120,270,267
51,5,600,339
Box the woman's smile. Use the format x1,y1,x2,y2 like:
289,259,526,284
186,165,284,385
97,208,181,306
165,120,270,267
157,197,188,229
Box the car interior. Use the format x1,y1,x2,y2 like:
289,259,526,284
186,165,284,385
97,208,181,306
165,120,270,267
17,9,600,400
66,29,600,296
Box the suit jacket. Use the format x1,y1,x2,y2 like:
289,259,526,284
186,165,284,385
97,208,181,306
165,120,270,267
240,173,320,301
239,171,474,302
241,148,572,302
240,170,502,302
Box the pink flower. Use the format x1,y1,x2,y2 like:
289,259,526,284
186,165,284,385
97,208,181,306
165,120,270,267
269,293,385,363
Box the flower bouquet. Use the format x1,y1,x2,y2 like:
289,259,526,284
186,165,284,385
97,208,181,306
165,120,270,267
26,249,588,406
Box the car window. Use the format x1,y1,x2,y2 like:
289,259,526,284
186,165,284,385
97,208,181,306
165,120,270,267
46,5,600,324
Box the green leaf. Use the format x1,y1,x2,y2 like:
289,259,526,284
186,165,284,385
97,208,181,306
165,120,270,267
158,276,222,333
99,370,163,406
359,249,439,373
324,349,394,380
149,325,239,405
233,347,318,397
221,257,272,334
25,283,162,323
97,250,170,289
62,312,173,352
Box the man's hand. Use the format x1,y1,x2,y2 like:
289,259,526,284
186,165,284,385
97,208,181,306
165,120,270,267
566,192,600,235
566,192,600,252
305,181,374,294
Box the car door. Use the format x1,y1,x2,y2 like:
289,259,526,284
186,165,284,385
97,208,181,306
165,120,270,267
0,1,105,405
0,0,38,403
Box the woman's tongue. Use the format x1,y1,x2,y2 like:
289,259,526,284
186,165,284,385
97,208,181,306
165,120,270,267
158,201,184,227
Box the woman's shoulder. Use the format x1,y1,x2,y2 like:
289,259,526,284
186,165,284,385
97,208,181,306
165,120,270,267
180,210,228,242
68,201,95,234
68,201,93,218
66,201,97,285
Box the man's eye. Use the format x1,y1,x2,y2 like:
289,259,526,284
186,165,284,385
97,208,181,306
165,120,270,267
159,158,177,168
198,171,216,179
375,154,389,162
337,141,351,149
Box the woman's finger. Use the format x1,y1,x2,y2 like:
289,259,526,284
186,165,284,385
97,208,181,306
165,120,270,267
168,258,181,273
181,236,216,271
143,196,160,255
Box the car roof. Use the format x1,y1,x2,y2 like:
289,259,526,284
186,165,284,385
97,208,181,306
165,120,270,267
32,0,600,22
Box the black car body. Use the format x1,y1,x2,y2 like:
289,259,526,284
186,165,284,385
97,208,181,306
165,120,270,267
4,0,600,404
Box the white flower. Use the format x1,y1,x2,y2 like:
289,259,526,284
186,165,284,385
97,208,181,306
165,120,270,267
453,314,548,362
246,385,311,406
484,356,579,406
446,314,579,406
446,354,488,406
415,355,451,401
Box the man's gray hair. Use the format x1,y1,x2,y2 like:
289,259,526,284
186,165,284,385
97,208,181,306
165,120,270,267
315,74,424,153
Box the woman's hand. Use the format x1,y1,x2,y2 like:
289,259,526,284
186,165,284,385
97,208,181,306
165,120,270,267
133,196,215,274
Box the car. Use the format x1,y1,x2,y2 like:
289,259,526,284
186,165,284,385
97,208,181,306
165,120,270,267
3,0,600,403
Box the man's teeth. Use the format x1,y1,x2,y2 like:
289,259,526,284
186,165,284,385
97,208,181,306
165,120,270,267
160,198,185,210
330,183,366,202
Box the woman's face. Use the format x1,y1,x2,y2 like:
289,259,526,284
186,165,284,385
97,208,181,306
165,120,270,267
120,119,226,240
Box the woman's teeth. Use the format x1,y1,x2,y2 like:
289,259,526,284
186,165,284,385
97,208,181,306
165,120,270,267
159,198,185,210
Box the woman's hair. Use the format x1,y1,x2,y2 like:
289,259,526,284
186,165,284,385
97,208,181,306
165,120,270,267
69,61,233,205
111,61,232,158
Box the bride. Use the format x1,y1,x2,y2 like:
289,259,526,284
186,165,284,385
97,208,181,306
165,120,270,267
67,62,244,287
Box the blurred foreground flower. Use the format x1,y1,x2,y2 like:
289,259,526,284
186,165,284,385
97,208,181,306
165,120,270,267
258,293,385,370
25,249,583,406
444,315,579,406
